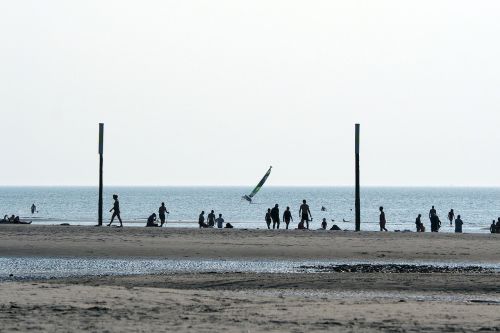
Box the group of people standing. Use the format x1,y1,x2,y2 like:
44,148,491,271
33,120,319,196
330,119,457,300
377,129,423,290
264,200,313,230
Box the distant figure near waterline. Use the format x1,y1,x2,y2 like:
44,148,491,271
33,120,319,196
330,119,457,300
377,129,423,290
429,206,437,219
146,213,159,227
215,214,224,229
454,215,463,233
158,202,169,227
207,210,216,228
225,223,234,229
31,203,36,214
490,220,497,234
283,206,293,230
265,209,272,229
430,214,441,232
415,214,425,232
496,218,500,232
299,200,312,229
107,194,123,227
271,204,280,229
448,209,455,226
321,206,327,212
198,211,209,228
379,207,388,232
321,218,327,230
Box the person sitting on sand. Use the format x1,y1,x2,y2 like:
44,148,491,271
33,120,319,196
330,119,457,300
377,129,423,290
271,204,280,229
321,218,327,230
454,215,463,233
379,207,388,232
215,214,224,229
283,207,293,230
8,215,15,222
225,223,234,229
207,210,216,228
490,220,497,234
146,213,159,227
265,208,272,230
1,215,8,222
107,194,123,227
158,202,169,227
297,221,306,230
198,211,209,228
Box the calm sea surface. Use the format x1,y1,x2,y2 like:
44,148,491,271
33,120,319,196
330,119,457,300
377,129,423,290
0,187,498,233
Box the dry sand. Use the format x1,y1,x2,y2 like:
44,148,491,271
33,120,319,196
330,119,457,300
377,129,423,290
0,225,499,332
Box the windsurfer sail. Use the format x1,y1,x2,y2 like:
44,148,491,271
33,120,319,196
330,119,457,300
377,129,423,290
242,166,272,203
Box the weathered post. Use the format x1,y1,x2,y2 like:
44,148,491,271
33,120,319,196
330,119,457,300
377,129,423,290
355,124,361,231
98,123,104,226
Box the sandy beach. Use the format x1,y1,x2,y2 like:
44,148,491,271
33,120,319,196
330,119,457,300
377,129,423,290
0,225,499,332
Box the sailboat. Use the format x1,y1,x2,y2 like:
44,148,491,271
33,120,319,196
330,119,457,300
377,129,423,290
242,166,272,203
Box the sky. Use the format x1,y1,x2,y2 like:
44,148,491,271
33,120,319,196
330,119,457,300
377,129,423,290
1,1,499,186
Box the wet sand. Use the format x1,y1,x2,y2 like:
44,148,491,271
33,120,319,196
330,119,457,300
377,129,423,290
0,225,499,332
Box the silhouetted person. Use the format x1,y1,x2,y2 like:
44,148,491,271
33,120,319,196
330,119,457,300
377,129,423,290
429,206,436,221
430,214,441,232
271,204,280,229
415,214,425,232
299,200,312,229
198,211,208,228
265,209,271,229
490,220,497,234
31,203,36,214
146,213,159,227
216,214,224,229
297,221,306,230
225,223,234,229
454,215,463,233
283,206,293,230
9,215,15,222
321,206,327,212
379,206,388,231
107,194,123,227
159,202,169,227
321,218,327,230
1,215,7,222
496,218,500,233
448,209,455,226
207,210,216,228
13,216,20,223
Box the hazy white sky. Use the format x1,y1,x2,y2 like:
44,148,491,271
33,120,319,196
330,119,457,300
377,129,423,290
1,1,499,186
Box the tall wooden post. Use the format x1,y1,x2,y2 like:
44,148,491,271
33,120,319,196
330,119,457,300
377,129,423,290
355,124,361,231
98,123,104,226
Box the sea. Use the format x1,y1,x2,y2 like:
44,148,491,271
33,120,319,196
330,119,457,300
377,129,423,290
0,187,498,233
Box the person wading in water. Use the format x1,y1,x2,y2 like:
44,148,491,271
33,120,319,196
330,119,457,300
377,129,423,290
299,200,312,229
107,194,123,227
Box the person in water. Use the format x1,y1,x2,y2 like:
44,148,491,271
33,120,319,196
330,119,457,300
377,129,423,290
490,220,497,234
321,218,327,230
415,214,425,232
158,202,169,227
265,209,272,229
454,215,463,233
31,203,36,214
198,211,208,228
448,209,455,226
299,200,312,229
207,210,216,228
107,194,123,227
271,204,280,229
146,213,159,227
215,214,224,229
282,206,293,230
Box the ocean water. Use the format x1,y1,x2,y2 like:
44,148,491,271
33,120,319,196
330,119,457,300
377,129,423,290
0,187,498,233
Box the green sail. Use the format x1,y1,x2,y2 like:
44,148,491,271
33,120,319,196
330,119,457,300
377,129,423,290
243,166,272,202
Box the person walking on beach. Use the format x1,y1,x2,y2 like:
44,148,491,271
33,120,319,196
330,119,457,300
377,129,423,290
415,214,425,232
107,194,123,227
299,200,312,229
283,206,293,230
379,206,388,232
448,209,455,226
207,210,216,228
321,218,327,230
271,204,280,229
31,203,36,215
198,211,209,228
454,215,463,233
215,214,224,229
158,202,169,227
265,209,272,229
490,220,497,234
